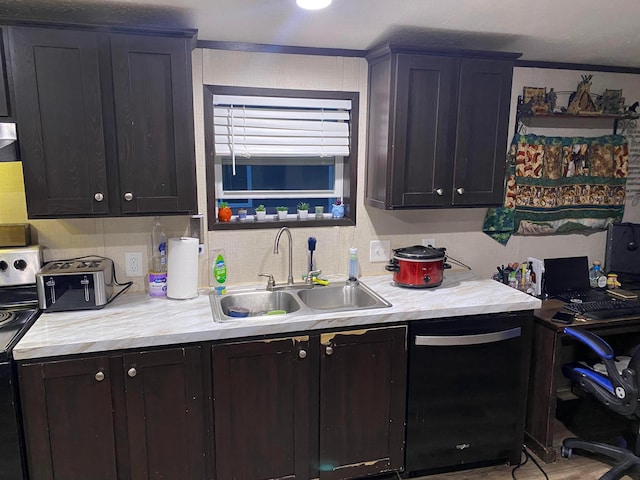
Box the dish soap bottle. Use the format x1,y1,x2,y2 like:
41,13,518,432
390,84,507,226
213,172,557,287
211,249,227,295
149,216,167,297
348,247,358,282
589,260,606,289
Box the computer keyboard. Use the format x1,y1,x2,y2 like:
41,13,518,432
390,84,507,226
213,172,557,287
563,299,640,320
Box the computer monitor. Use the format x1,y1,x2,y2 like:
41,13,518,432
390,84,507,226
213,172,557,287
604,222,640,281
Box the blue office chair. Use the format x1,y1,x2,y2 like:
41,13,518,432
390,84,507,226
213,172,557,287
561,326,640,480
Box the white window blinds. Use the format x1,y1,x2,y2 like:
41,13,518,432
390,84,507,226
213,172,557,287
213,94,352,159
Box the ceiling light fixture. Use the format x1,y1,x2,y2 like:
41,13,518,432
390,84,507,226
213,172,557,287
296,0,332,10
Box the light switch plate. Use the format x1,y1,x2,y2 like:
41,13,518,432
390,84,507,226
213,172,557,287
370,240,390,262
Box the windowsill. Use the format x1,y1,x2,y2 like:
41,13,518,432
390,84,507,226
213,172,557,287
211,214,355,230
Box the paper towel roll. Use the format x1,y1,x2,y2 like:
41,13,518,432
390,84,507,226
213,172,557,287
166,237,199,300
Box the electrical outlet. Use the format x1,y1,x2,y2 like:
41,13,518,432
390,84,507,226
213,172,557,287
125,252,144,277
370,240,391,262
421,238,436,247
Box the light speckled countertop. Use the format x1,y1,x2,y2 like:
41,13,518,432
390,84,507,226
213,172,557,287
13,271,542,360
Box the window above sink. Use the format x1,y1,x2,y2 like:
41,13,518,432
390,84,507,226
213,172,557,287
203,85,359,230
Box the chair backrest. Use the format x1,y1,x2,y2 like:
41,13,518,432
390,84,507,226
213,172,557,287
564,326,639,418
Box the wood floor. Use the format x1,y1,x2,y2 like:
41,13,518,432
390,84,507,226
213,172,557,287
410,420,639,480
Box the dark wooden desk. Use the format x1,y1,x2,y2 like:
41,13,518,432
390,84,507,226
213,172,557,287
525,300,640,463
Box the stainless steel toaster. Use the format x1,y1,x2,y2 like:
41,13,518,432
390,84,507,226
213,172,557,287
36,258,114,312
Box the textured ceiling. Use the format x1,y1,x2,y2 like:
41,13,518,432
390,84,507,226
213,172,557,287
1,0,639,67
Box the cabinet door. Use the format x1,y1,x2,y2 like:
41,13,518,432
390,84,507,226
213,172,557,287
123,346,206,480
9,26,110,217
19,356,117,480
111,34,196,215
391,54,456,208
212,336,317,480
319,326,408,479
0,29,11,117
452,58,513,206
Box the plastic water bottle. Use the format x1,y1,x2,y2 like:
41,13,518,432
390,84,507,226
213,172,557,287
348,247,358,281
149,217,167,297
589,261,606,289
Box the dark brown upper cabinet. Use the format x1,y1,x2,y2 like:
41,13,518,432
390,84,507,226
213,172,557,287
9,25,197,218
365,45,520,209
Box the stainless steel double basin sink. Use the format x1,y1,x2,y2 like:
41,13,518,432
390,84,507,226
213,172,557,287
210,282,392,322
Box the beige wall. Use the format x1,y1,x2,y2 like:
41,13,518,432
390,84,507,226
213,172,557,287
2,49,639,293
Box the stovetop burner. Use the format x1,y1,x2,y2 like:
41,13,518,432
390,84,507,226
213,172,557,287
0,311,13,326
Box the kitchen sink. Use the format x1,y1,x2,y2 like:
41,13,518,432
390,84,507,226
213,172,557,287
210,282,391,322
211,290,302,321
296,282,392,311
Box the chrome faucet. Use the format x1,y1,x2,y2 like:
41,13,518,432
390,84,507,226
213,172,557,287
273,227,294,286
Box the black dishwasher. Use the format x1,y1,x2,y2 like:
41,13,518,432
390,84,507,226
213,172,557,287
405,311,532,475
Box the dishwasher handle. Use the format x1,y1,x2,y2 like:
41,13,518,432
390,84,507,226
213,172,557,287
414,327,521,347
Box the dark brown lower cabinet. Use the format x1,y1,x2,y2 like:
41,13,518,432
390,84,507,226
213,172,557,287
211,326,407,480
19,346,207,480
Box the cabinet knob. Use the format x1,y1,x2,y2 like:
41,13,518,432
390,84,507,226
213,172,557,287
127,367,137,378
325,346,334,356
435,188,444,196
95,371,105,382
456,187,465,195
298,349,307,359
94,192,104,202
124,192,134,201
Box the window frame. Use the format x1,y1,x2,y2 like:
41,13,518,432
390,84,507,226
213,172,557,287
204,85,359,230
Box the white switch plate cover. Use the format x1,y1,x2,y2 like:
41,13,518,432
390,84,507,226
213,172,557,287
421,238,436,247
370,240,391,262
125,252,144,277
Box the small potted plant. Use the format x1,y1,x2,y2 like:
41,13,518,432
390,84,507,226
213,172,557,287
218,201,232,222
238,207,248,221
331,198,344,219
276,206,289,220
255,204,266,221
297,201,309,220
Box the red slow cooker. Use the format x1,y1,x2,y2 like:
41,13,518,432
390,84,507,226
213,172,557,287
385,245,450,288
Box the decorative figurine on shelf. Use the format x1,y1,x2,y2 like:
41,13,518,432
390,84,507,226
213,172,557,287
217,202,232,222
331,198,344,218
567,75,600,115
546,88,557,113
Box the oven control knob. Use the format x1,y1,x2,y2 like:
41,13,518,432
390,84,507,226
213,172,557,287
0,261,7,272
13,259,27,271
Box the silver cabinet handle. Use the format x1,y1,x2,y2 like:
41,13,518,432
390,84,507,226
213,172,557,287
325,346,334,356
127,367,137,378
124,192,134,201
95,371,105,382
94,192,104,202
415,327,521,346
456,187,465,195
435,188,444,196
298,349,307,359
